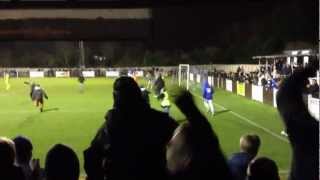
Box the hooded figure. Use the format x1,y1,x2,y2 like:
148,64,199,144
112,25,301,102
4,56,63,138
154,74,165,97
84,76,177,180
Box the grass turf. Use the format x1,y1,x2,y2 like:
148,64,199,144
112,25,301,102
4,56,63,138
0,77,291,176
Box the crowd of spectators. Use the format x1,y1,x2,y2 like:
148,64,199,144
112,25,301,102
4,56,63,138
208,61,319,98
211,61,291,89
0,65,318,180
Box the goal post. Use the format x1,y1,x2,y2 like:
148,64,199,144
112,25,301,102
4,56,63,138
178,64,190,90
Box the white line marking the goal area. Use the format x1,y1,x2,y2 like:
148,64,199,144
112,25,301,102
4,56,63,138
192,93,289,143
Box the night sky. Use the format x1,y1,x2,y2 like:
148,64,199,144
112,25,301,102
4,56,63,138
151,0,317,50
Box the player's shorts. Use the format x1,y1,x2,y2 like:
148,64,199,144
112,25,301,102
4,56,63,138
161,105,171,108
204,99,213,103
35,98,44,106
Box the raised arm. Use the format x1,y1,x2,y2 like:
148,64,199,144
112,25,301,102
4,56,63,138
276,65,319,180
174,90,232,180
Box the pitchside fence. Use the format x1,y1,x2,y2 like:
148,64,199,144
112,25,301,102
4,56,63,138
0,64,319,120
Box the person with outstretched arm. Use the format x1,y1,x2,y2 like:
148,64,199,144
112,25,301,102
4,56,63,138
31,84,48,112
24,81,36,100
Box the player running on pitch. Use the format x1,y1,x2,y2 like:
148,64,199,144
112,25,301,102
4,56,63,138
24,81,36,99
78,73,85,93
31,84,48,112
202,79,215,116
159,88,171,114
4,72,11,91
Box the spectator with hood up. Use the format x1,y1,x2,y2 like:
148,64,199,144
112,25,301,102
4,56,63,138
84,76,177,180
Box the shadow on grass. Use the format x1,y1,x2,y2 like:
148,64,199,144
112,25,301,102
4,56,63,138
43,107,59,112
214,109,230,116
19,114,38,128
18,108,59,127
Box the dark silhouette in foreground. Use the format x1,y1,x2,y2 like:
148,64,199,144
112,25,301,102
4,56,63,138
0,137,26,180
13,136,41,180
167,90,233,180
276,65,319,180
247,157,280,180
84,76,177,180
45,144,80,180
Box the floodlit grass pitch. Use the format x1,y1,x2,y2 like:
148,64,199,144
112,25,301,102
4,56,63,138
0,77,291,175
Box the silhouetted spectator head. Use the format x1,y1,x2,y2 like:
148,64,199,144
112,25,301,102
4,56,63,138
113,76,145,109
13,136,33,164
166,123,192,175
45,144,80,180
167,122,224,179
0,137,15,168
247,157,280,180
240,134,260,157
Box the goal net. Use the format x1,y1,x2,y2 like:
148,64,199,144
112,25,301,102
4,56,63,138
178,64,190,90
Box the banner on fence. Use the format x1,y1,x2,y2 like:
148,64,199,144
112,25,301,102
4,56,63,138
208,76,213,86
196,74,201,83
252,85,263,102
237,82,245,96
128,71,144,77
106,71,119,77
190,73,194,81
55,71,70,77
30,71,44,78
226,79,233,92
308,95,320,120
82,71,95,77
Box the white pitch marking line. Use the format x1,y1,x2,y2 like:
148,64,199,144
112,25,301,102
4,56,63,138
192,93,289,143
